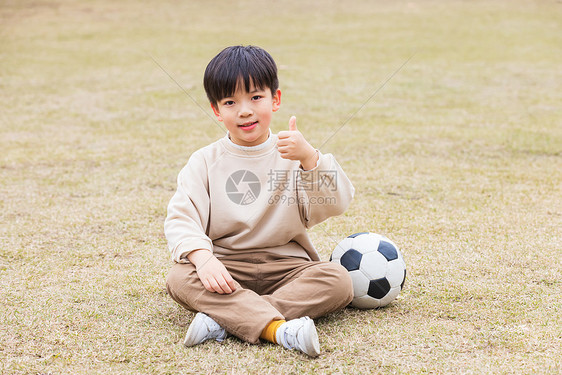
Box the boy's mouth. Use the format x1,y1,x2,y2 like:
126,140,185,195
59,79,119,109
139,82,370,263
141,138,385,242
239,121,258,131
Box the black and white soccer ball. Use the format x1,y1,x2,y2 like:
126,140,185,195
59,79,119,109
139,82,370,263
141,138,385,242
330,232,406,309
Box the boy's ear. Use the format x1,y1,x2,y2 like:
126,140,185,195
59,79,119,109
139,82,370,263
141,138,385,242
272,89,281,112
211,103,223,121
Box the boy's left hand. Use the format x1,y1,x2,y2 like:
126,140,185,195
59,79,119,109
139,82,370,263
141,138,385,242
277,116,319,170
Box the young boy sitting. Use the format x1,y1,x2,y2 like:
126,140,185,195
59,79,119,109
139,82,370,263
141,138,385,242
165,45,355,357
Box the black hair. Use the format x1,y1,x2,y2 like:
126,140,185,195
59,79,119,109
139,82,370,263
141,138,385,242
203,45,279,107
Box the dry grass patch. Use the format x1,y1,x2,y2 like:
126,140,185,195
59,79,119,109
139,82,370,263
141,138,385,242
1,0,561,374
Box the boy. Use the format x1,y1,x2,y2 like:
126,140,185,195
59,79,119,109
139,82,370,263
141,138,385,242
165,45,354,357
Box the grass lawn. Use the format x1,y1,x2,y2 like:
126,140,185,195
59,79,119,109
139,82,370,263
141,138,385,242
1,0,561,373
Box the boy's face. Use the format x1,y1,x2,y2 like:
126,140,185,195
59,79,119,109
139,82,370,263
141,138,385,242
211,80,281,147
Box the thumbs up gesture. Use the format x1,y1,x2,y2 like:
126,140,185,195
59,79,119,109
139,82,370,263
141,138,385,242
277,116,319,170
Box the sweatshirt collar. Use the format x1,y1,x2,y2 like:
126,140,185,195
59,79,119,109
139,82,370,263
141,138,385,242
223,130,277,155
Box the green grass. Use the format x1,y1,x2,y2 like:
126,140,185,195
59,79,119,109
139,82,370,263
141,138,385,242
1,0,561,373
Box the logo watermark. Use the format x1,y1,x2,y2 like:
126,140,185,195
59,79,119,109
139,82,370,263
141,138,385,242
225,170,261,205
226,169,339,206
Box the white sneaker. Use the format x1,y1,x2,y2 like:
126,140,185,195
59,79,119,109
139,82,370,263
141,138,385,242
183,312,227,347
276,316,320,357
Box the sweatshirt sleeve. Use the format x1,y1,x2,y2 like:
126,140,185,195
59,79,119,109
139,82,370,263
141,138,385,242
164,152,213,263
296,151,355,228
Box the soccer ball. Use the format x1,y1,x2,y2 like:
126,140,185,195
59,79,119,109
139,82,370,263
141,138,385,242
330,232,406,309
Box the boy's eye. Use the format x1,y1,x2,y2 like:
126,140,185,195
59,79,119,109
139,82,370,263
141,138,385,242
252,95,262,100
223,100,235,106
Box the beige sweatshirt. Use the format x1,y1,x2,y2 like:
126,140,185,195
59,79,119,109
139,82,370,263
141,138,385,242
165,133,354,263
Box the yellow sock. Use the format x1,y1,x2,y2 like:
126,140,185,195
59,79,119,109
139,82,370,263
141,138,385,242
260,319,286,344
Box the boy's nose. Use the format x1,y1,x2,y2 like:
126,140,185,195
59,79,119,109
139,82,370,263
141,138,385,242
238,102,253,117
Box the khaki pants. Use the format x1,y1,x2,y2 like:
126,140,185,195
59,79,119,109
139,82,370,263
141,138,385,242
166,252,353,344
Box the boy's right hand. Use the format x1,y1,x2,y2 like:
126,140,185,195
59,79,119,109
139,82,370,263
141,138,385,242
187,249,237,294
